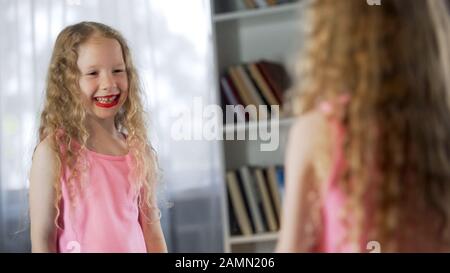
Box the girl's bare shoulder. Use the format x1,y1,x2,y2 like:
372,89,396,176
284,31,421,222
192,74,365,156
33,135,58,161
31,135,59,181
287,109,332,185
289,110,330,153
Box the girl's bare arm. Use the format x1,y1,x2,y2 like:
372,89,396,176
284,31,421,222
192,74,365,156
276,111,325,252
29,136,58,253
139,198,168,253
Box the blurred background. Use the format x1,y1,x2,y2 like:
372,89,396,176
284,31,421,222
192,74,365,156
0,0,302,252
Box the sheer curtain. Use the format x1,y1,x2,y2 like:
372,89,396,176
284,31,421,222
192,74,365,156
0,0,224,252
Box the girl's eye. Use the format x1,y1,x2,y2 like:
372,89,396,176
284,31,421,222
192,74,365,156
87,71,98,76
113,69,125,73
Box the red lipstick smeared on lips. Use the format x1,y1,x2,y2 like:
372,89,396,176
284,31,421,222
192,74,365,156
93,94,120,108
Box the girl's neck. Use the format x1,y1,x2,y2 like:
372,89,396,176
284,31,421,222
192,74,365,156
85,117,128,156
86,117,118,137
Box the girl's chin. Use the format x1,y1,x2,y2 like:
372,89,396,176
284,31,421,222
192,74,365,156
87,108,121,121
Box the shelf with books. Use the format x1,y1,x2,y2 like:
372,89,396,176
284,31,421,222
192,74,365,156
214,1,302,23
219,59,292,124
224,165,285,253
211,0,305,253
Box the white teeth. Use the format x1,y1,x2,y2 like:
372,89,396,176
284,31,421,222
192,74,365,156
95,95,117,104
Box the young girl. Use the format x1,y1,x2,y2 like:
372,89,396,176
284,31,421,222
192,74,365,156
29,21,167,253
277,0,450,252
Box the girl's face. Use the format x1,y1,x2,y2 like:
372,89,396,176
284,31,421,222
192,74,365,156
77,36,128,121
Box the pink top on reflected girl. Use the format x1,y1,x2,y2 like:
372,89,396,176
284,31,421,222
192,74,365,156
56,134,146,253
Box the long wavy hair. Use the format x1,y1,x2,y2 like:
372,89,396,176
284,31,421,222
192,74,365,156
291,0,450,251
37,21,159,227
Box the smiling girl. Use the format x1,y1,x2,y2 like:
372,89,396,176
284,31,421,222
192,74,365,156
29,22,167,253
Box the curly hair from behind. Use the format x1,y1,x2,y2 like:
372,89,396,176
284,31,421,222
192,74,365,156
291,0,450,252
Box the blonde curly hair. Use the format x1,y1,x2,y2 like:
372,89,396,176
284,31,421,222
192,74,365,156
292,0,450,251
37,21,159,227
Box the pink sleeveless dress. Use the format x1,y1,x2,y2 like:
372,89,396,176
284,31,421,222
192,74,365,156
56,138,146,253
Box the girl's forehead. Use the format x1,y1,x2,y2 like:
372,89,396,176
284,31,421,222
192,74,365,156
86,34,118,44
77,36,125,66
80,35,122,51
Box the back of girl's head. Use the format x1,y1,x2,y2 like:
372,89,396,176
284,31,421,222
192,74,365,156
293,0,450,251
294,0,450,111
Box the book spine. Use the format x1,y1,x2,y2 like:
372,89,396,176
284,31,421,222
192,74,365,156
267,166,282,221
239,166,265,233
247,63,279,107
235,65,268,120
255,168,278,231
226,171,253,236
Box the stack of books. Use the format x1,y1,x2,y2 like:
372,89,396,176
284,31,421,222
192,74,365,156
226,165,285,236
220,60,290,122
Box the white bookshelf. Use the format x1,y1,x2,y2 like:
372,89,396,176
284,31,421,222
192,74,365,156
223,117,294,170
222,116,296,134
211,0,306,253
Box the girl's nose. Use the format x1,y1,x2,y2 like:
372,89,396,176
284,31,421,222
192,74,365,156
100,72,116,90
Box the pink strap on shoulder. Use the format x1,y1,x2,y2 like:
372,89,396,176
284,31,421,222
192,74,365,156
317,94,350,189
318,94,351,117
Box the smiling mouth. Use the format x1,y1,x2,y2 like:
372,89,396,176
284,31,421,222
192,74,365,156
93,94,120,108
